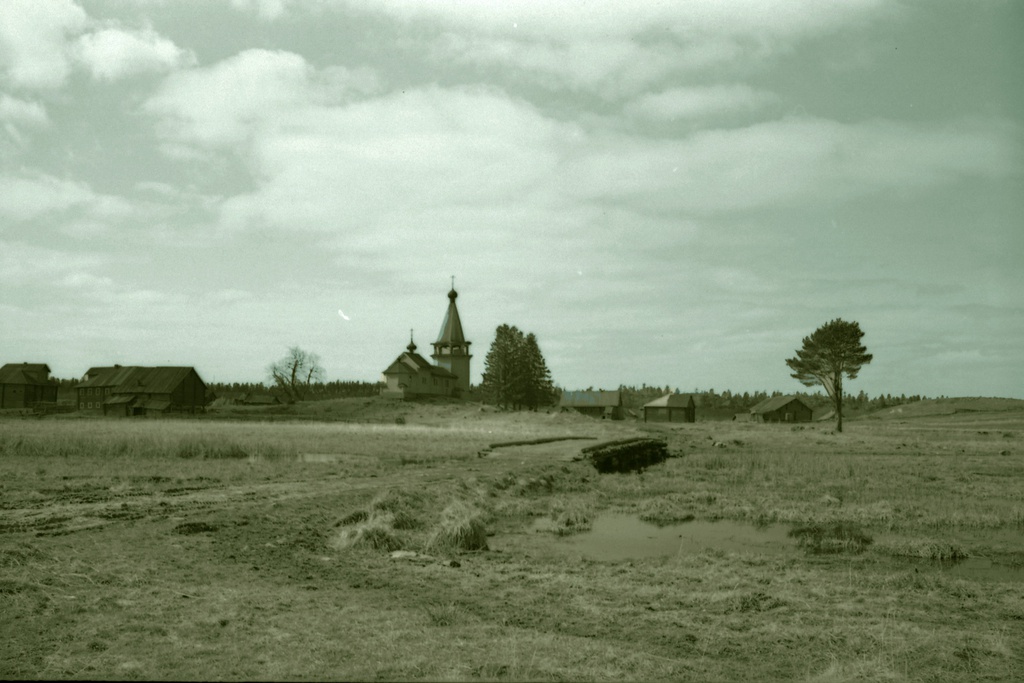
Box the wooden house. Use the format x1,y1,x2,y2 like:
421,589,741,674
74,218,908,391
0,363,58,409
77,366,207,416
642,393,696,423
559,390,624,420
749,395,813,423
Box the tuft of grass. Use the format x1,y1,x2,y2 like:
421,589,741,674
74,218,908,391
788,521,873,554
369,488,429,530
638,494,696,525
548,497,594,535
426,501,489,552
330,513,405,552
423,601,461,627
877,538,969,561
337,509,368,526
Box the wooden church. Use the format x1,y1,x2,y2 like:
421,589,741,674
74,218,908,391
381,284,472,399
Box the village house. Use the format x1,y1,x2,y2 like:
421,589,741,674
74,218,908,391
381,284,472,400
76,365,207,416
642,393,697,423
747,395,813,423
0,363,58,409
559,390,625,420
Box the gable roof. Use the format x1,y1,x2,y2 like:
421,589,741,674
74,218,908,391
559,390,622,408
78,366,203,394
643,393,696,409
383,351,457,379
0,363,53,385
750,395,810,414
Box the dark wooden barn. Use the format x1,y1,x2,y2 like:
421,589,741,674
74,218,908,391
559,390,624,420
749,395,813,423
0,363,58,409
77,366,207,416
642,393,696,423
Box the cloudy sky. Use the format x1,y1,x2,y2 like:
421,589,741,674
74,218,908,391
1,1,1021,398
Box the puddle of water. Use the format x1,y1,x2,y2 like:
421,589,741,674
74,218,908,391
498,514,1024,582
501,514,794,561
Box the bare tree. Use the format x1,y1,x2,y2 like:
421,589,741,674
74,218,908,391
267,346,325,402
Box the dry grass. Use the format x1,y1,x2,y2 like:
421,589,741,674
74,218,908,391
547,496,595,535
426,501,489,552
637,493,697,525
2,404,1023,681
330,512,406,551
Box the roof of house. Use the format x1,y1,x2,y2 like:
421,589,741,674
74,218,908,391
78,366,203,394
559,390,622,408
0,363,53,385
383,350,457,379
434,288,468,347
643,393,696,409
750,395,810,414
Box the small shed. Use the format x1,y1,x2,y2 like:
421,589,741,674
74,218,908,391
642,393,696,423
749,395,813,423
558,390,624,420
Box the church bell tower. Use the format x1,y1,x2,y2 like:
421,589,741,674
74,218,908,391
431,279,472,396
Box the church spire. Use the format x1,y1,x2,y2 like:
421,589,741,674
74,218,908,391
436,282,466,345
432,279,471,395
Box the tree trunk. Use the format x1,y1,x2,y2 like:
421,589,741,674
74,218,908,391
835,378,843,433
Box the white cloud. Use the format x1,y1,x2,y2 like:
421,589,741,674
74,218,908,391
0,0,87,89
230,0,292,20
0,174,95,223
0,241,104,282
144,49,313,147
560,116,1021,214
338,0,886,42
75,27,194,81
624,85,779,122
214,85,568,233
0,94,49,126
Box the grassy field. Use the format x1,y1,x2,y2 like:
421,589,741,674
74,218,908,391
1,398,1022,681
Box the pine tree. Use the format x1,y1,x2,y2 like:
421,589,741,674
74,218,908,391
480,325,555,410
786,318,872,433
521,333,554,410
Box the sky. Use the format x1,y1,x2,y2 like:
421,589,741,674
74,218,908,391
1,0,1021,398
